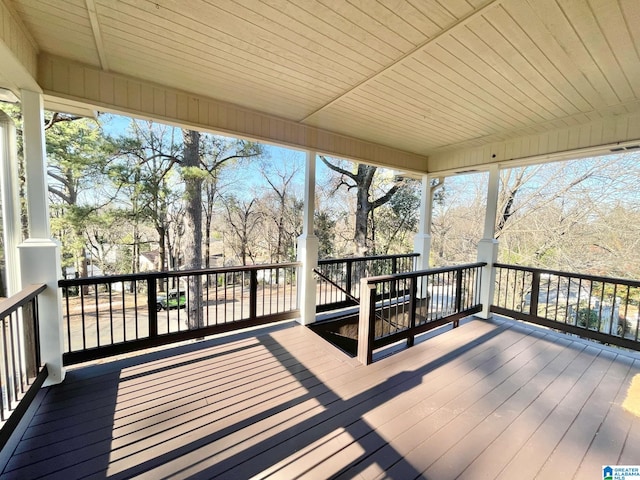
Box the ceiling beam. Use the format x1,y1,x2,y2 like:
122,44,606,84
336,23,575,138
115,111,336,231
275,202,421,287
85,0,109,71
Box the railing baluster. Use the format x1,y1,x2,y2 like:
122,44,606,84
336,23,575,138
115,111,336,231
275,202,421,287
609,283,618,335
64,289,71,352
33,297,42,369
1,317,13,412
8,314,18,402
108,283,114,345
121,284,126,342
94,286,100,347
80,288,86,350
0,331,5,421
133,280,139,339
407,277,417,347
148,277,157,339
250,270,258,321
622,285,631,338
543,276,551,319
23,299,37,380
346,259,353,299
597,281,605,332
215,272,220,326
454,270,463,328
390,262,397,298
530,270,540,317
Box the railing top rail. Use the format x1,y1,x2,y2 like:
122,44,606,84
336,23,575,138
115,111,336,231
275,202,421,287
364,262,487,285
0,283,47,318
58,262,302,287
318,253,419,264
494,262,640,288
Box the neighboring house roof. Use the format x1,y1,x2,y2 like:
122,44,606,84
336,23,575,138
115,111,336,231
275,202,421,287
140,251,160,265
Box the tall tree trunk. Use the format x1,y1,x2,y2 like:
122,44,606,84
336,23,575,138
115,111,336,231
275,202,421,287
182,129,203,330
276,197,286,262
157,225,166,292
130,222,139,293
320,159,407,286
158,225,166,271
166,233,177,290
355,171,371,257
205,222,211,269
204,183,214,269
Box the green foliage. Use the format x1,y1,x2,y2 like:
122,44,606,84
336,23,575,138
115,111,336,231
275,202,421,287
179,165,209,181
315,211,336,259
576,306,600,330
372,180,420,254
43,115,119,272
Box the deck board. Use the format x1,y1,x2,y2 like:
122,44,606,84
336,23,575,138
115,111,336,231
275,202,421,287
1,317,639,479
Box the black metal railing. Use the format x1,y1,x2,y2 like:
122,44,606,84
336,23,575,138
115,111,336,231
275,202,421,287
357,262,485,364
59,263,300,365
493,263,640,351
316,253,419,312
0,284,48,450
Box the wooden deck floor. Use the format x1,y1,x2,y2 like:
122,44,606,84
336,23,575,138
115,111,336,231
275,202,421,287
1,316,639,479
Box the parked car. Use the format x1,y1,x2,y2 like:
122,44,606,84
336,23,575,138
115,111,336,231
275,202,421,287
156,289,186,311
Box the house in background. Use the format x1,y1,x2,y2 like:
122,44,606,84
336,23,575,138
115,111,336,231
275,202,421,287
139,251,160,272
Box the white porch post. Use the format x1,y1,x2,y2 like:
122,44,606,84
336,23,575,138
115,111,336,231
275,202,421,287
19,89,66,385
413,175,433,270
0,110,22,296
477,164,500,319
296,150,318,325
21,90,50,238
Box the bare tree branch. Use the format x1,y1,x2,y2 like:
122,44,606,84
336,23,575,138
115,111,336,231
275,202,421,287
44,112,83,130
320,155,357,182
48,185,72,204
371,181,403,209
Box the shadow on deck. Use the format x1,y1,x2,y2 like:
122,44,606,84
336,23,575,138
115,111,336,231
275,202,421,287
1,316,639,479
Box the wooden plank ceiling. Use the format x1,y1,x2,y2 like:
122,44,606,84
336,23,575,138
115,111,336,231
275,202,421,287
7,0,640,166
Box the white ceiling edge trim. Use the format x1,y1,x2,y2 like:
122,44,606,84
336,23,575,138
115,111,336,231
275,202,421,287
38,54,429,174
43,95,97,119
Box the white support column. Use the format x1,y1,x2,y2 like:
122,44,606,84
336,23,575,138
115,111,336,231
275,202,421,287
296,150,318,325
413,175,433,271
0,110,22,295
19,89,65,385
21,89,51,239
19,239,66,385
477,164,500,319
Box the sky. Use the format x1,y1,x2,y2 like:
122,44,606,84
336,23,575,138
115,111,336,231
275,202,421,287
97,112,338,197
95,111,640,212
